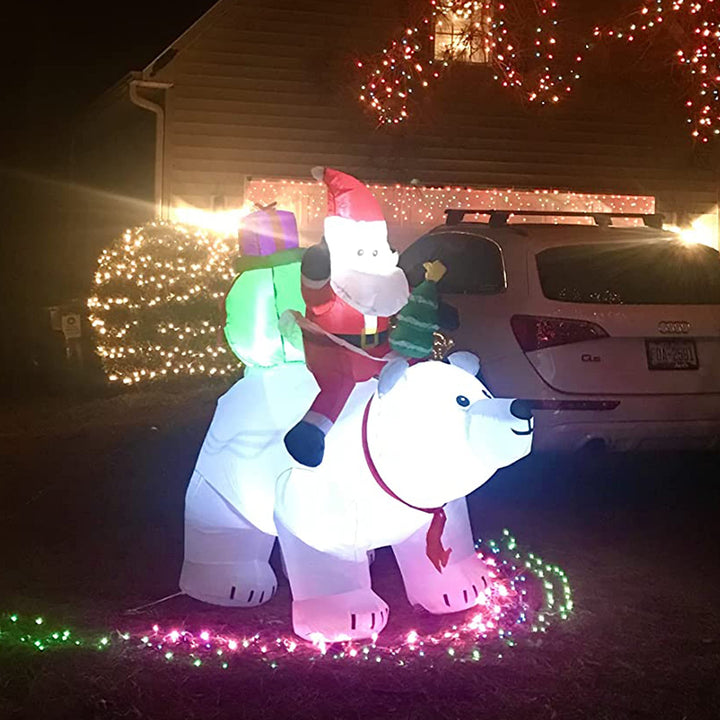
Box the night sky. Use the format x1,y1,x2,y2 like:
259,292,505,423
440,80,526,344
0,2,215,382
2,1,214,170
0,2,215,312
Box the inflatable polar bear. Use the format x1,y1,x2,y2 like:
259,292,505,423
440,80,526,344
180,353,534,641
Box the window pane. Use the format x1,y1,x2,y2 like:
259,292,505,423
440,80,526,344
434,3,492,64
536,241,720,305
400,232,506,294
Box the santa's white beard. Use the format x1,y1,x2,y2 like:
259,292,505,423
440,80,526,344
331,266,409,317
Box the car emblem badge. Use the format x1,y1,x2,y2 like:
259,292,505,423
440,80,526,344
658,321,690,334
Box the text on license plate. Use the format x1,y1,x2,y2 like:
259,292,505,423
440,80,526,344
646,339,699,370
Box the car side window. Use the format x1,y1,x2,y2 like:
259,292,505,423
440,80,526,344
399,231,506,294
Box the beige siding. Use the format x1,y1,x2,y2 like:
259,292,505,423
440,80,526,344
149,0,717,219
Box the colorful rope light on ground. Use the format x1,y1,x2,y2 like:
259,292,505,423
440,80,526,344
594,0,720,143
87,222,241,386
0,531,572,669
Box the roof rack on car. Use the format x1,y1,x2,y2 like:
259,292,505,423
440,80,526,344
443,209,665,229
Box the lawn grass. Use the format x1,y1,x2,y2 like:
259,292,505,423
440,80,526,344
1,388,718,719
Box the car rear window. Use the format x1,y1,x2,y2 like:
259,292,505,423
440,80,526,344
536,241,720,304
399,232,506,294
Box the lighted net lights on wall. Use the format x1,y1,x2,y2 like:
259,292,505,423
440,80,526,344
0,531,572,668
594,0,720,143
88,222,242,386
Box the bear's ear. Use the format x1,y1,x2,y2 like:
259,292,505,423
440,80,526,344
447,351,480,377
378,357,409,397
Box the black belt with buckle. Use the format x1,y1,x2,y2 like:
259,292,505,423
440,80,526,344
335,329,389,349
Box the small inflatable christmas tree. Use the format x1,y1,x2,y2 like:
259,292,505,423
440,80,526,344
390,260,446,359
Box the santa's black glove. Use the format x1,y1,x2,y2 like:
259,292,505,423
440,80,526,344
301,239,331,281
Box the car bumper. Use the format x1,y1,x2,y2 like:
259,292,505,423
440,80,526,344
529,394,720,453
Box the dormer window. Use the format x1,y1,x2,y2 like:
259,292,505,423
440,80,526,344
434,2,493,64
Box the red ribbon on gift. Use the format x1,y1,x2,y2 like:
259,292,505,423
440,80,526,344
239,202,298,256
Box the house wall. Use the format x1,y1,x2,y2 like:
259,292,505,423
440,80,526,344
150,0,405,211
143,0,718,231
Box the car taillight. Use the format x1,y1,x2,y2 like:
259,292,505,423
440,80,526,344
511,314,609,352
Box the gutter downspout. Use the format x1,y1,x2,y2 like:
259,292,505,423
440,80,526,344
129,79,172,219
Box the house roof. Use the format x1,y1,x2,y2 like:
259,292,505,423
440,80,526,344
142,0,231,77
84,1,224,114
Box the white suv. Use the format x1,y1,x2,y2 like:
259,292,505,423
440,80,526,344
399,210,720,453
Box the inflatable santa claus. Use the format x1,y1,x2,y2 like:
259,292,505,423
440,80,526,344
283,167,410,467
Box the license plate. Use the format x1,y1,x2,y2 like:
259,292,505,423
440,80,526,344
646,339,699,370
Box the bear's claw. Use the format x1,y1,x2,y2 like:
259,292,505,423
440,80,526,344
403,554,492,614
292,588,389,641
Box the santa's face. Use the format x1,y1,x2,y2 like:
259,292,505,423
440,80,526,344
324,218,397,275
324,217,409,317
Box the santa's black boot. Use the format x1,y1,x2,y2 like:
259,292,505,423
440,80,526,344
284,421,326,467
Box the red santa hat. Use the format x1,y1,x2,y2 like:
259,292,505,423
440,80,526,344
312,166,388,245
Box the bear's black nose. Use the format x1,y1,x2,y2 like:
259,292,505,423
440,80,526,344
510,399,533,421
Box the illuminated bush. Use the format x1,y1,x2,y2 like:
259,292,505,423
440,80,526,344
88,222,241,386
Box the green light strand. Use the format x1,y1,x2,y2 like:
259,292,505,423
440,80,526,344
1,531,571,669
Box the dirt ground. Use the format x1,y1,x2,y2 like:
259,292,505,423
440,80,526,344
0,385,719,720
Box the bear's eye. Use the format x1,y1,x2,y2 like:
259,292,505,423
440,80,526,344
372,249,378,257
456,395,470,407
357,249,364,256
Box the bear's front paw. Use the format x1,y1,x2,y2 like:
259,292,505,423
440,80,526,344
180,560,278,608
404,554,492,615
292,588,389,641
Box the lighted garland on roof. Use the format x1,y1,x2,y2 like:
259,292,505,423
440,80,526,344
0,531,572,669
88,222,241,386
489,0,588,105
358,14,440,125
594,0,720,143
357,1,498,125
357,1,587,124
357,1,717,141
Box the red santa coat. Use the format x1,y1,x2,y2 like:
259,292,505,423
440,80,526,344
301,276,391,425
302,278,390,335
